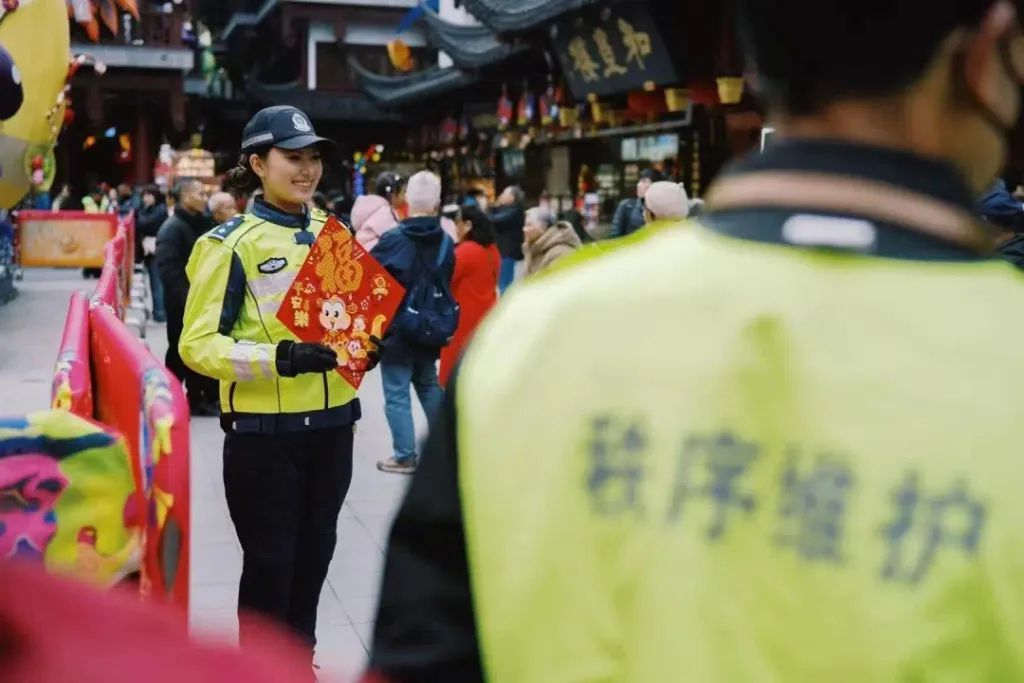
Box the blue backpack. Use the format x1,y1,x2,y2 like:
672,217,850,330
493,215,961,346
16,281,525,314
393,235,460,348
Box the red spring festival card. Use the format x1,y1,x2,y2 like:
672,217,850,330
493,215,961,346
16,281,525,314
277,216,405,389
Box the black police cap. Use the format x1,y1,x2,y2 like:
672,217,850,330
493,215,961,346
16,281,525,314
241,106,334,153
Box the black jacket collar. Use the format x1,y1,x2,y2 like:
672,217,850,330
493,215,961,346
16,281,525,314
253,197,310,229
175,207,212,233
702,139,992,261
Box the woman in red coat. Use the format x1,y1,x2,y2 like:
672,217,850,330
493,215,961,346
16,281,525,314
439,204,501,387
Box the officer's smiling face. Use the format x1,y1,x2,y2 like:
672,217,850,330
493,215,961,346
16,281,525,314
254,146,323,212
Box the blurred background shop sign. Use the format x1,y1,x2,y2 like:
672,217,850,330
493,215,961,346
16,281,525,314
552,3,678,100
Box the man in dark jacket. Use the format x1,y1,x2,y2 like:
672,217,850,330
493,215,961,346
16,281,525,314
608,168,663,239
491,185,525,293
137,185,169,321
979,178,1024,269
155,179,218,416
371,171,454,475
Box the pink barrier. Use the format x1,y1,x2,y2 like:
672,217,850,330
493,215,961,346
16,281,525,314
90,306,191,612
51,291,94,418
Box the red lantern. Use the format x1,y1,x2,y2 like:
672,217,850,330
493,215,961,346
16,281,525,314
687,80,720,106
627,91,667,117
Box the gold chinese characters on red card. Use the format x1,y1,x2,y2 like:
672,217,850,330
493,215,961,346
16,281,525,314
276,216,405,389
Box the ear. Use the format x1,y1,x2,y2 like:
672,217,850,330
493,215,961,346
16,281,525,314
249,152,267,179
963,1,1019,121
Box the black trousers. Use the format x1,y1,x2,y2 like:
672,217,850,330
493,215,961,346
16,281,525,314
165,302,218,407
223,425,355,653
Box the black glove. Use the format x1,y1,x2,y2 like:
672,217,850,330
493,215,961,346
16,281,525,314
365,335,385,372
276,341,337,377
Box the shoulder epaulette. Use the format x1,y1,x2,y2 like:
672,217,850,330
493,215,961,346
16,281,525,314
207,214,246,242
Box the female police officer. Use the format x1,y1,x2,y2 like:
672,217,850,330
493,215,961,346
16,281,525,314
180,106,363,659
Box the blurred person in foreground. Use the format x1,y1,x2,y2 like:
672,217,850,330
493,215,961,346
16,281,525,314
438,204,500,387
156,179,219,416
366,0,1024,680
0,561,316,682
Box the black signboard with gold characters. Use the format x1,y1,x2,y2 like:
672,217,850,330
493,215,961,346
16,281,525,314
552,3,678,99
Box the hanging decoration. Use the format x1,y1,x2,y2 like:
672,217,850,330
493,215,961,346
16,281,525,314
116,132,132,164
67,0,139,42
387,39,415,73
497,84,513,131
352,144,385,196
538,89,552,127
714,15,745,106
516,81,535,128
716,76,745,105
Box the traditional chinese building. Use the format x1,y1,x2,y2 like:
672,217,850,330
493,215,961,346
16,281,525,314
202,0,439,194
59,2,198,190
350,0,763,228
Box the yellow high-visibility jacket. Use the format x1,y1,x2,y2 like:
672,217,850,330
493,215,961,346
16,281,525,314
180,200,359,433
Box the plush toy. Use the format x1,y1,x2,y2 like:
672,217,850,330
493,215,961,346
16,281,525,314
0,0,70,209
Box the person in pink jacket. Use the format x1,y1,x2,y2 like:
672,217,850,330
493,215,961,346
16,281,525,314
352,172,404,251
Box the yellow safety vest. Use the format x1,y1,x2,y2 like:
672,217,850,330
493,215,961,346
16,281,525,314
180,206,359,428
457,224,1024,681
538,218,684,280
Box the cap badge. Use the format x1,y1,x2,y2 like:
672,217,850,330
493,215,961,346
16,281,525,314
292,113,311,132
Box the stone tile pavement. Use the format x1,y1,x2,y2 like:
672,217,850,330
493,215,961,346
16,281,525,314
0,269,426,682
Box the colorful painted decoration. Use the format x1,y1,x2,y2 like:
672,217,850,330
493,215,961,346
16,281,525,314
0,411,140,587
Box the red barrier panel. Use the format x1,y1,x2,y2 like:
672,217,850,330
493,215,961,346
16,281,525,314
91,260,120,318
90,306,190,613
51,291,94,418
90,234,127,319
